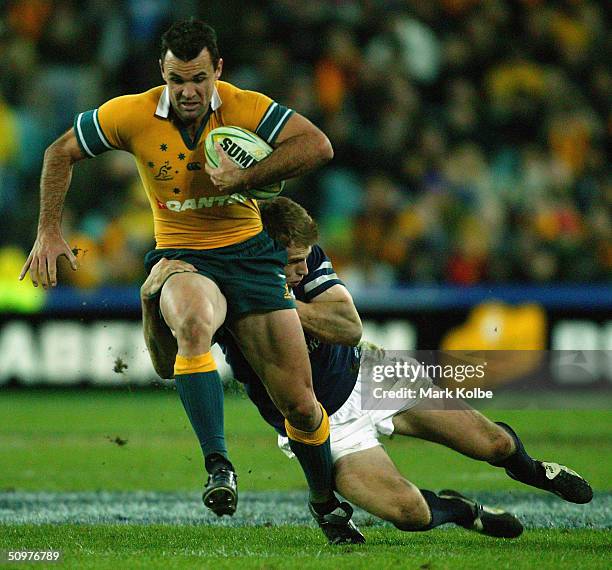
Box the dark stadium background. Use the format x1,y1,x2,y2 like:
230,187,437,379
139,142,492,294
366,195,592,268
0,0,609,387
0,2,610,567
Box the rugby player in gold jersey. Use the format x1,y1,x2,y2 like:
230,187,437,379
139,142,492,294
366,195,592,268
19,19,362,544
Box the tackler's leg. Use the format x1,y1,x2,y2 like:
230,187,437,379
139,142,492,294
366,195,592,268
334,443,522,538
392,400,592,504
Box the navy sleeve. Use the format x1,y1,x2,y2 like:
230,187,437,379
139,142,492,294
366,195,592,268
294,244,344,302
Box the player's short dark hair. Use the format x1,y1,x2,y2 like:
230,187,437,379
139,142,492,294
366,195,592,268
160,20,220,67
259,197,319,248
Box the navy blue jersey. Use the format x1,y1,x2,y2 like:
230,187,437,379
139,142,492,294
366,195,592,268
219,244,360,434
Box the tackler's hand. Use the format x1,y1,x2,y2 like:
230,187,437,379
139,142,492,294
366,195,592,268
141,258,197,300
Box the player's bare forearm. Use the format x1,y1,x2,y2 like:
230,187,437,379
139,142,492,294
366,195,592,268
242,130,333,190
141,297,177,379
296,299,362,346
206,113,333,193
19,129,85,287
37,142,75,232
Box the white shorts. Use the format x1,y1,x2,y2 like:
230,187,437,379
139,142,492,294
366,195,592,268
278,354,435,463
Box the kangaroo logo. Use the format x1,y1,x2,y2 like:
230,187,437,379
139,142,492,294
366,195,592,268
154,161,174,181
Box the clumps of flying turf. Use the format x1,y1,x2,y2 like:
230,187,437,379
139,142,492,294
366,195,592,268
105,436,128,447
113,357,128,374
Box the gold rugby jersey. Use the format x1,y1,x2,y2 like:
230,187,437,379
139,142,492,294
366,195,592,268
73,81,294,249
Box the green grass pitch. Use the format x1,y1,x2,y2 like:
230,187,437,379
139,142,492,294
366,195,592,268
1,389,610,569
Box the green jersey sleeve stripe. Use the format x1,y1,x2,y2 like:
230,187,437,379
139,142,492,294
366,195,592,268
255,102,294,144
267,108,293,143
92,109,114,150
73,110,114,157
255,102,277,135
74,112,95,157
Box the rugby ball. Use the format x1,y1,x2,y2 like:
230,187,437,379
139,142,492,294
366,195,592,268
204,126,285,200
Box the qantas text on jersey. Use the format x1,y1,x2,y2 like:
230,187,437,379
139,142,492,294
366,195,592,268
158,193,250,211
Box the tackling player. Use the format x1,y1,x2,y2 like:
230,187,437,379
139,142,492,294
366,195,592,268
143,197,593,543
19,20,359,542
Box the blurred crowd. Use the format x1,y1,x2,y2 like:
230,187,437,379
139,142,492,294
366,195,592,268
0,0,610,289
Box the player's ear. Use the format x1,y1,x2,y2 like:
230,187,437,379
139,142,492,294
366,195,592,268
159,59,165,80
215,58,223,80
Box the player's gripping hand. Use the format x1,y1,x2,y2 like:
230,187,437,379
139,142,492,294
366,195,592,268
141,258,197,300
205,142,246,193
19,231,78,288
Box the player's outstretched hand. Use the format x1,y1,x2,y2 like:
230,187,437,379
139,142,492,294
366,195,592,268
141,258,197,300
19,231,78,288
205,142,245,193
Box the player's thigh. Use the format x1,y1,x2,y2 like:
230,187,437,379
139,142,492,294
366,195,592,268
231,309,314,408
159,272,227,335
392,400,511,460
334,446,427,525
